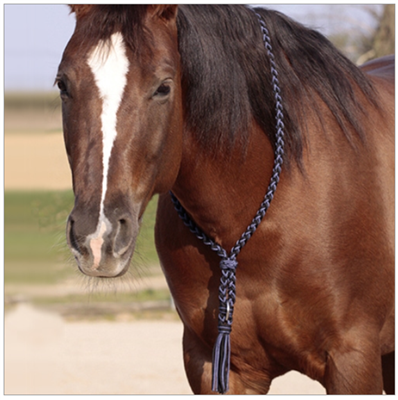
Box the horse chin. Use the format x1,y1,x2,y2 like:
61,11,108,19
74,244,135,279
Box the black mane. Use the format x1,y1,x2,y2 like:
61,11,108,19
177,5,377,165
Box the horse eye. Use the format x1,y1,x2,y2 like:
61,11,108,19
153,83,171,97
57,80,68,96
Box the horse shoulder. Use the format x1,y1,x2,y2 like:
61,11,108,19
155,193,216,326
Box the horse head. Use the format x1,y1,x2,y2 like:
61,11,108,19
57,5,183,277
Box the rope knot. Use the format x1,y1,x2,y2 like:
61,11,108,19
218,323,232,334
219,258,238,271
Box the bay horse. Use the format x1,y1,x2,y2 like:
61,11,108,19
57,5,394,394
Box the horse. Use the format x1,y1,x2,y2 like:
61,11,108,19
56,5,394,394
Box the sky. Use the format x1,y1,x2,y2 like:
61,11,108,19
4,4,381,92
4,4,76,92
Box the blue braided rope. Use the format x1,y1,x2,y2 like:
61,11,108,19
170,10,285,394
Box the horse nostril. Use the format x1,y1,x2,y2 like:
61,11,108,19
67,218,80,254
113,217,133,257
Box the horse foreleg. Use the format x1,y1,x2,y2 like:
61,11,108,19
181,327,213,394
382,351,395,394
324,334,383,394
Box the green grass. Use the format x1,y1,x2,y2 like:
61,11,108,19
32,288,171,306
4,190,160,285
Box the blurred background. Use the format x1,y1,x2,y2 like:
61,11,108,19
4,4,394,395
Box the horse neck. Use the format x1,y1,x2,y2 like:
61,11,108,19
171,120,275,251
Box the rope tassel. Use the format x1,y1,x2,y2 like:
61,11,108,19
212,325,231,393
211,257,238,394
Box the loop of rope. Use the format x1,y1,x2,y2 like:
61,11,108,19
169,10,285,394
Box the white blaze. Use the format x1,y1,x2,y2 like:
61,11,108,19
86,32,129,266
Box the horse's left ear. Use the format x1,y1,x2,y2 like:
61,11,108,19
149,5,178,21
69,4,93,19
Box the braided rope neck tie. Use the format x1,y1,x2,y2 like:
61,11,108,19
170,10,285,394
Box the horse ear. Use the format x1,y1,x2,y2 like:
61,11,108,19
69,5,92,19
149,5,178,21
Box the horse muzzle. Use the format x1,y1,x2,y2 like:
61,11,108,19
66,207,139,278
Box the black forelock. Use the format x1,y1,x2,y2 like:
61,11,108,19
73,5,152,55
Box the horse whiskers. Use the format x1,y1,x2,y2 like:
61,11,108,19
71,261,151,297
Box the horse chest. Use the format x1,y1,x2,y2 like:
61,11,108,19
169,268,327,383
161,241,325,365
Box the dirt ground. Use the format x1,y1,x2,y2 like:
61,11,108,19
5,304,325,395
5,132,72,190
5,132,325,394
